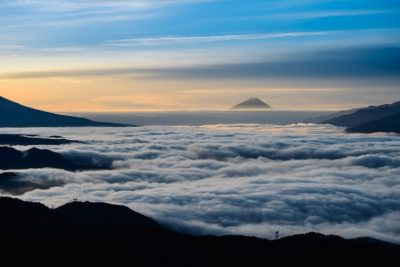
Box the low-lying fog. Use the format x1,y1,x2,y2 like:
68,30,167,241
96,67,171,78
1,124,399,243
67,110,332,126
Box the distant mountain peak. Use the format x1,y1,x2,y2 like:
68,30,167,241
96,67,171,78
232,98,272,109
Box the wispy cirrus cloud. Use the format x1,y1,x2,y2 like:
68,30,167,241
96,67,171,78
275,9,395,20
105,31,330,46
249,9,396,21
213,9,395,23
12,0,213,11
2,45,399,83
0,0,215,28
0,44,25,50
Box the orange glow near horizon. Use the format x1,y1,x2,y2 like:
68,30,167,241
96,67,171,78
0,77,361,112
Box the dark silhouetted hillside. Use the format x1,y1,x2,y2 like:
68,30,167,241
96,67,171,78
0,172,64,195
0,197,398,266
323,101,400,128
0,146,111,171
304,108,357,123
55,201,162,228
0,134,75,145
0,96,131,127
347,112,400,133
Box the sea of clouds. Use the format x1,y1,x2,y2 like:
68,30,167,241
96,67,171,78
1,124,400,243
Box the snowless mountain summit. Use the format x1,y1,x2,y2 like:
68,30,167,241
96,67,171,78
232,98,272,109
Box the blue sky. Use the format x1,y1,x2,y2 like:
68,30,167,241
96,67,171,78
0,0,399,111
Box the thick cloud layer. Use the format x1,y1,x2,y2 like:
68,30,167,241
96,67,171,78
1,124,399,243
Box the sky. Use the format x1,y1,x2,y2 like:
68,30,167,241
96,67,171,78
0,0,399,111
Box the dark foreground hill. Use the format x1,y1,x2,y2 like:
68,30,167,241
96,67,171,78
0,197,398,266
306,101,400,134
347,112,400,133
0,96,131,127
321,101,400,133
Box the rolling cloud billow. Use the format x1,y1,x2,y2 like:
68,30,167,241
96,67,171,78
1,124,399,243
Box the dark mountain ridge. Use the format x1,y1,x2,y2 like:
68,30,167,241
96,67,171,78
0,197,398,266
0,146,113,194
0,134,75,145
347,112,400,133
0,172,65,195
307,100,400,134
323,101,400,128
0,146,111,171
0,96,131,127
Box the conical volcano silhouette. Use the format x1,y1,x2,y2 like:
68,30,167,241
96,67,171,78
232,98,272,109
